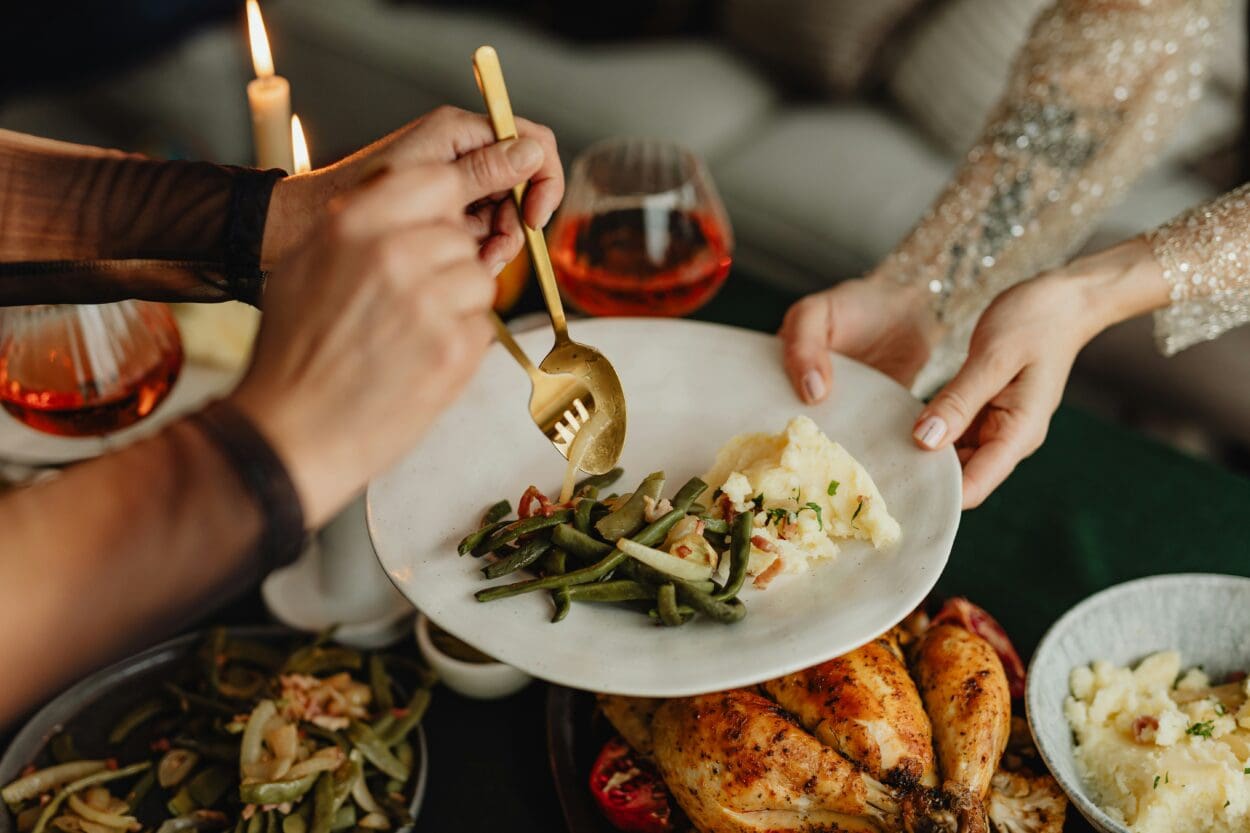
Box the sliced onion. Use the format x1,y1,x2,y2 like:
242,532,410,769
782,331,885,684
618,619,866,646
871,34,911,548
2,762,108,805
616,538,714,583
284,749,344,781
67,795,138,831
157,750,200,789
356,814,390,830
240,700,278,774
349,772,381,816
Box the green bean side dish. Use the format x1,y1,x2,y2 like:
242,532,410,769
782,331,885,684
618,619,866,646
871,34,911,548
461,470,754,625
2,631,435,833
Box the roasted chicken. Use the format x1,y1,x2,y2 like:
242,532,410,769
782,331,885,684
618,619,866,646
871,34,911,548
762,630,938,791
597,601,1062,833
912,624,1012,833
651,689,901,833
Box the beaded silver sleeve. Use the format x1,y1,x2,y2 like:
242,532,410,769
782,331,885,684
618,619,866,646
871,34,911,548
880,0,1226,392
1149,183,1250,355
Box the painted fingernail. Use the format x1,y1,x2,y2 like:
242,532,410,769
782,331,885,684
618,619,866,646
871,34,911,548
491,261,507,277
801,370,826,403
506,137,543,170
913,416,947,449
537,208,554,228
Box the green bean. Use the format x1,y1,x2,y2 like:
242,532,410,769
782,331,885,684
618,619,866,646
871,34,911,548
551,588,572,623
678,583,747,623
482,499,511,525
205,627,228,695
330,806,355,832
223,638,284,669
32,763,150,833
475,548,625,601
49,732,79,765
670,477,709,512
477,510,572,554
716,511,754,601
282,645,362,674
162,683,235,717
565,581,653,603
312,626,339,647
657,584,683,626
283,816,307,833
345,722,409,781
368,655,394,714
483,537,551,579
699,517,730,535
618,561,714,593
380,689,431,747
573,496,598,534
378,654,439,690
457,519,509,557
266,811,278,833
108,697,165,744
370,713,396,737
171,736,241,764
331,757,358,813
551,524,612,561
394,742,414,774
238,773,319,806
187,766,231,808
646,605,696,622
594,472,664,541
246,814,263,833
167,785,197,817
687,503,708,515
635,508,691,548
309,773,334,833
540,548,567,576
124,769,155,810
215,666,266,700
575,467,623,495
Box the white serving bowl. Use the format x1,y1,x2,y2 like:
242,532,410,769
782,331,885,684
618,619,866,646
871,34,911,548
1026,573,1250,833
415,613,533,700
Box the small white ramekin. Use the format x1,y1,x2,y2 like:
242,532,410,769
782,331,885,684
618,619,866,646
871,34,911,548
415,613,533,700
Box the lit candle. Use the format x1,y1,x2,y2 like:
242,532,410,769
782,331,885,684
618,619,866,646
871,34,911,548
246,0,293,172
291,115,311,174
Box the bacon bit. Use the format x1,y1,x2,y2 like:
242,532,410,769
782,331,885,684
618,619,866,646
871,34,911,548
241,805,257,822
39,794,51,806
20,764,36,777
105,759,119,771
716,494,737,522
675,546,692,559
779,521,799,540
150,738,172,752
1132,716,1160,743
391,708,409,718
1226,671,1248,684
215,653,227,668
750,535,777,553
754,558,785,589
694,520,705,536
518,485,561,519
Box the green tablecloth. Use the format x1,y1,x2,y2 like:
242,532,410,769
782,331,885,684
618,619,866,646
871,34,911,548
8,274,1250,833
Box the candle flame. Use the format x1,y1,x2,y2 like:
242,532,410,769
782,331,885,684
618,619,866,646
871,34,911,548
291,115,311,174
246,0,275,79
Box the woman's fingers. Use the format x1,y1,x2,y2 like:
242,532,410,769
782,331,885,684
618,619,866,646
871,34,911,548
912,347,1021,450
779,294,835,404
514,117,563,229
957,371,1054,508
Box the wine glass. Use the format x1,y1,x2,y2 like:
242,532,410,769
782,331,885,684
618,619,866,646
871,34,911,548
548,138,733,317
0,301,183,438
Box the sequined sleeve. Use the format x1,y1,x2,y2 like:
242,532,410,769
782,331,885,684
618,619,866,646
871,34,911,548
878,0,1225,388
1148,184,1250,354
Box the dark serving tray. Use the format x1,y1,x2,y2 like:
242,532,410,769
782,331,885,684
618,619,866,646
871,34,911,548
545,685,617,833
0,628,428,833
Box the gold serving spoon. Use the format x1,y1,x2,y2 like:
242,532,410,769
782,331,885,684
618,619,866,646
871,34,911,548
474,45,626,475
490,312,596,461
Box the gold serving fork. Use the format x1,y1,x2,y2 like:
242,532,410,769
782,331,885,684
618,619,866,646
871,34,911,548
474,45,626,475
490,313,596,460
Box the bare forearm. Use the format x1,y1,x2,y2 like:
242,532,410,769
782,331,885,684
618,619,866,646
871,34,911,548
0,419,261,724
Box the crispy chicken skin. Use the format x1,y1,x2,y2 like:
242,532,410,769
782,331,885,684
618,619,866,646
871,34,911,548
763,631,938,790
597,694,661,757
652,689,901,833
912,625,1011,833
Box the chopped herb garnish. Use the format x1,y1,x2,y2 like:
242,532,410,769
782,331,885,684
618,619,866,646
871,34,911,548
752,493,764,508
851,497,865,521
1165,772,1170,784
1226,800,1231,808
803,502,823,530
1244,767,1250,775
827,480,839,496
1186,720,1215,739
1153,775,1160,789
764,507,794,526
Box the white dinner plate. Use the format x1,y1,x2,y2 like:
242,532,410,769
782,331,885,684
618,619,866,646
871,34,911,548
367,318,960,696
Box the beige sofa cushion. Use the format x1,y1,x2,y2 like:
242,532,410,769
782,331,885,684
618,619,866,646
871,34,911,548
721,0,924,97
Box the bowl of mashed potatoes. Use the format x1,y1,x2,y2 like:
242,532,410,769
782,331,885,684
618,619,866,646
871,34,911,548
1026,574,1250,833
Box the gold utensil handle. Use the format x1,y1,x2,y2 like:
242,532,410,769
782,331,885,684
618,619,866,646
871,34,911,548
473,45,569,342
490,311,541,381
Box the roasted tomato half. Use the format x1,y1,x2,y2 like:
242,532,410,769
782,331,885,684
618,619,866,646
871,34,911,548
932,597,1027,698
589,736,674,833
